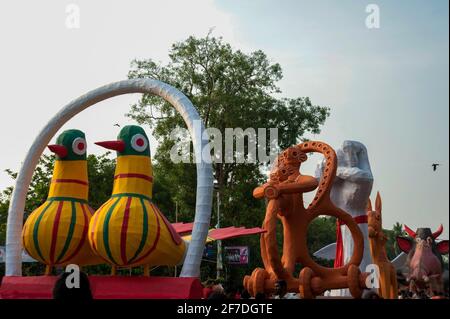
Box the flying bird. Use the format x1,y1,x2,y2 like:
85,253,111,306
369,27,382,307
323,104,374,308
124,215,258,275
432,163,440,171
114,123,121,127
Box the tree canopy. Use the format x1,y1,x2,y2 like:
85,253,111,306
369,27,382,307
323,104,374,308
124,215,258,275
127,34,329,221
125,34,332,283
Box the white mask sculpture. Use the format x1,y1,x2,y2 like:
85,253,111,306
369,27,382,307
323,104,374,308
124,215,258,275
315,140,374,296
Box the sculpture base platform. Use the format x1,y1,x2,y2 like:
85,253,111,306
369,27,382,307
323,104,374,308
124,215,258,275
0,275,203,299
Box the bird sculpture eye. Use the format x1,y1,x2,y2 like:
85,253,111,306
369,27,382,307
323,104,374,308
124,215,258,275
72,137,87,155
131,134,148,152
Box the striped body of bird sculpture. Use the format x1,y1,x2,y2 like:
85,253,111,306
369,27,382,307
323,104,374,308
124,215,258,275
22,129,102,274
88,125,186,274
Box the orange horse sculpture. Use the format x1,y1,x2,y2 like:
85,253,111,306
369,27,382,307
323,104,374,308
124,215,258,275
367,192,398,299
244,141,368,298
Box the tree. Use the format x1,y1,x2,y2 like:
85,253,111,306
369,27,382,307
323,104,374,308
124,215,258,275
379,222,407,261
127,34,330,282
128,35,329,225
391,222,405,256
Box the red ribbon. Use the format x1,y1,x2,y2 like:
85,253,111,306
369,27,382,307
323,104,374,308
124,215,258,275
333,215,368,268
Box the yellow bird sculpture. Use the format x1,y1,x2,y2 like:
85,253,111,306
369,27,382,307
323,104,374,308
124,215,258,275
88,125,186,275
22,129,102,274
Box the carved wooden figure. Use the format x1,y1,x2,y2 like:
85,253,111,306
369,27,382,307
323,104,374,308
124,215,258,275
244,141,368,299
367,192,398,299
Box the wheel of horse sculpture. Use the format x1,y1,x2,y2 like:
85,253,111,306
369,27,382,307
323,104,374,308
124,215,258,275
243,141,368,298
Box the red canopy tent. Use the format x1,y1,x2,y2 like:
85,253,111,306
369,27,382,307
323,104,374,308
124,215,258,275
208,226,265,240
171,222,195,235
171,223,265,241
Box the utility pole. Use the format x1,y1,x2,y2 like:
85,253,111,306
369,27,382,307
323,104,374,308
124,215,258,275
214,183,223,280
174,201,178,277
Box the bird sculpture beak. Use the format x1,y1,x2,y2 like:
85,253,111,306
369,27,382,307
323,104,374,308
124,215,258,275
95,140,125,152
48,144,68,158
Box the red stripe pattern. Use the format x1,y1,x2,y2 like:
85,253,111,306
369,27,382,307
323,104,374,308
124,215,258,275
133,203,161,264
120,197,133,264
52,179,88,186
89,202,107,255
337,214,368,227
114,173,153,182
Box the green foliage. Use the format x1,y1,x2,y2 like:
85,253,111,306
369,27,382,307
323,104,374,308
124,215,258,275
384,222,406,260
383,229,397,261
0,196,8,246
307,216,337,255
127,35,330,281
86,152,115,210
391,221,406,256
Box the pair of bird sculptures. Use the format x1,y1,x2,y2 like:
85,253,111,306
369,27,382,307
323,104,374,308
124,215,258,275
22,125,186,275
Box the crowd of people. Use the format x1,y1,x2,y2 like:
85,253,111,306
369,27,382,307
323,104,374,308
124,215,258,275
202,279,299,300
48,273,449,300
397,288,448,299
202,280,450,300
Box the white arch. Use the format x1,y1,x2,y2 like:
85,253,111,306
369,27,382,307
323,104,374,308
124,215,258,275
5,79,213,277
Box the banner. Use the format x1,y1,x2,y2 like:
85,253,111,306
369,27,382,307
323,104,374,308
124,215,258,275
224,246,249,264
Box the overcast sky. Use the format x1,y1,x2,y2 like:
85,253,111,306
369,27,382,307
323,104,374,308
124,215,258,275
0,0,448,237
